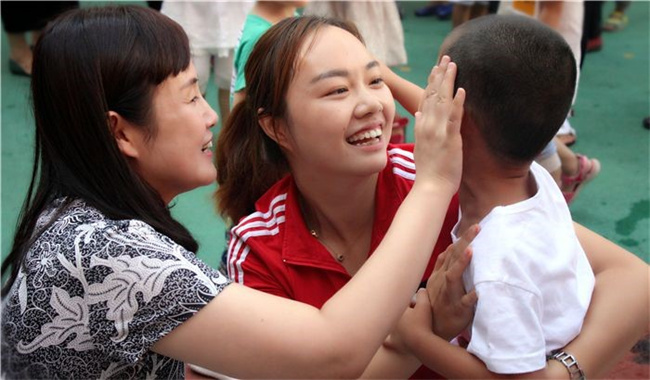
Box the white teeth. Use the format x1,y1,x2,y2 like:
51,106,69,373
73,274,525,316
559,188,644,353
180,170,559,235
347,128,382,143
202,141,213,151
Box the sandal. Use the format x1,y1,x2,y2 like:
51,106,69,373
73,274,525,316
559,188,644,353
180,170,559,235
435,3,453,20
603,11,628,32
561,154,601,204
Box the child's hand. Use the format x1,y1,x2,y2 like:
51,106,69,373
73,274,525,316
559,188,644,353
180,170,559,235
413,55,465,196
384,289,433,355
426,224,479,341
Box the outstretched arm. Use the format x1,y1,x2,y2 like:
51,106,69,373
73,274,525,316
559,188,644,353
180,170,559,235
362,225,480,379
360,342,422,379
562,223,649,378
381,62,425,116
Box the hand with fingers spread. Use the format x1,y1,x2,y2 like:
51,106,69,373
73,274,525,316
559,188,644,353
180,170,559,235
427,224,480,341
412,55,466,196
385,225,479,357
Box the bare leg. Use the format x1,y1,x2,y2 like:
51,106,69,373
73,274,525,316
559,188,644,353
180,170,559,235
469,3,488,19
7,32,33,74
536,152,562,187
30,30,42,45
549,166,562,188
452,4,471,28
218,88,231,128
556,137,579,178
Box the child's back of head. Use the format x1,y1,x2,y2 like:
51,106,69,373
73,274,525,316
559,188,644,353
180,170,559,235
441,15,576,165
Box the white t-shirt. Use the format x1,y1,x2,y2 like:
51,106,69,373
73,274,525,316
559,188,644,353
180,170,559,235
452,162,595,374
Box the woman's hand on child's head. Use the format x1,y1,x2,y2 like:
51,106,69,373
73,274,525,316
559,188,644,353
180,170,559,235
426,224,479,341
413,55,465,196
384,289,433,355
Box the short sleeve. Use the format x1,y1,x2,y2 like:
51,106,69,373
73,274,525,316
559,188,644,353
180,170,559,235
467,281,546,374
1,202,232,379
227,232,291,299
81,220,232,367
232,17,270,94
232,40,250,93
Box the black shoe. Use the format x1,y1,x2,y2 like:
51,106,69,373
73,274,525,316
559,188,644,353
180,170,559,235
9,59,30,77
435,3,453,20
415,4,439,17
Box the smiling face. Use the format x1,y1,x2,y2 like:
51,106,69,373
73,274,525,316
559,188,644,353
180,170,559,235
280,25,396,179
132,63,218,203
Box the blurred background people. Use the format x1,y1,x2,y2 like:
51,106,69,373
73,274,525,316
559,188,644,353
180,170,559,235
162,1,253,125
1,1,78,76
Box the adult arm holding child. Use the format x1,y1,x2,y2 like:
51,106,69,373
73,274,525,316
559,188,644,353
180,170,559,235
564,223,649,378
393,223,649,379
381,15,649,380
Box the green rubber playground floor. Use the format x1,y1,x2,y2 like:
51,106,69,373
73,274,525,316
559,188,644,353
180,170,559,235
1,1,648,272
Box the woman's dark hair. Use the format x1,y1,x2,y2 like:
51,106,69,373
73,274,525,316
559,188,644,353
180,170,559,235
2,5,198,296
215,16,363,224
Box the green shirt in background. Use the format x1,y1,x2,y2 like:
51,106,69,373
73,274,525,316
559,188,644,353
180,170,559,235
230,14,272,106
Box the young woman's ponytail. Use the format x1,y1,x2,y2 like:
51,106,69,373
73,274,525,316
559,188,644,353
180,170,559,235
215,98,288,224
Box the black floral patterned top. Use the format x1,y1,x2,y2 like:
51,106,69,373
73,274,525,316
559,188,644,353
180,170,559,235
1,198,231,379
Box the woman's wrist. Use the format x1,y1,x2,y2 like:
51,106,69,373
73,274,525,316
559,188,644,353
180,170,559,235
411,177,457,203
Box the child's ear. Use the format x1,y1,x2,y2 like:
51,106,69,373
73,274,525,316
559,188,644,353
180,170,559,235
258,110,292,152
108,111,141,159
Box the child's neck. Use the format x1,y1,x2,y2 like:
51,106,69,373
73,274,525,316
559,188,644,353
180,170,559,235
253,2,297,24
457,156,536,236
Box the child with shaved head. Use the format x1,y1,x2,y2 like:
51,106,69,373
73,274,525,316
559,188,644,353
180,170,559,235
394,15,595,379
